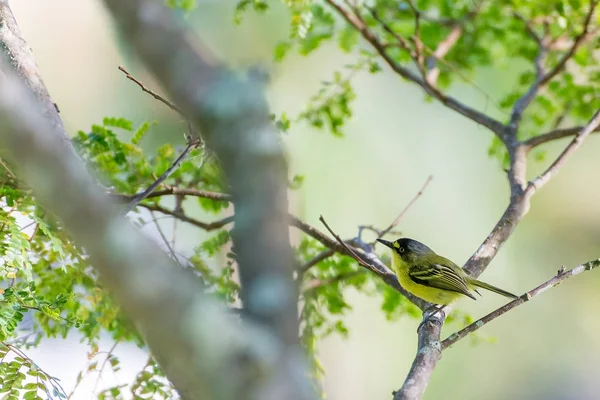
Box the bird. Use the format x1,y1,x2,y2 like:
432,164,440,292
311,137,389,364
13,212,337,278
377,237,518,330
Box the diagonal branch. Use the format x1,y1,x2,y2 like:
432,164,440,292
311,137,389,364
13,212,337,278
426,24,463,84
509,1,597,129
296,248,335,275
375,175,433,242
397,107,600,400
522,124,600,149
0,1,76,157
123,140,201,214
324,0,506,139
527,108,600,193
318,215,426,308
101,0,313,398
442,259,600,350
0,50,313,400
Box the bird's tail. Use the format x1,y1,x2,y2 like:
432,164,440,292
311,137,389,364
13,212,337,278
469,279,519,299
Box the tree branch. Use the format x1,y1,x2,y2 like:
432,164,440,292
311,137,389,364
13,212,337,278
393,318,442,400
425,24,462,84
103,0,306,367
397,107,600,400
318,215,426,308
0,0,76,157
139,203,234,231
522,124,600,150
324,0,506,139
296,248,335,275
375,175,432,242
0,52,313,400
442,259,600,350
509,1,597,129
123,140,201,214
527,108,600,193
114,186,232,203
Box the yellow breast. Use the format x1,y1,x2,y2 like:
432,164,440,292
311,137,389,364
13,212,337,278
392,253,463,305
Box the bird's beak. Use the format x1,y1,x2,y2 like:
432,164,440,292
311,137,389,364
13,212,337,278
376,239,393,249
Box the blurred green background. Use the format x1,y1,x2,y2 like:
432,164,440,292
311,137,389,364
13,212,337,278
12,1,600,399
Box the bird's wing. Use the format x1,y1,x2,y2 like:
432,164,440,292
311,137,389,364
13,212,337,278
408,262,476,300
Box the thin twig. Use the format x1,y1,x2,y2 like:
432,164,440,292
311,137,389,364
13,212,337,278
139,203,234,231
123,140,201,215
302,270,366,294
522,124,600,149
510,1,597,129
376,175,433,242
323,0,506,139
92,341,120,397
115,187,231,203
539,1,597,87
296,249,336,275
118,65,184,115
367,6,414,55
318,215,374,270
426,24,462,84
527,108,600,192
0,157,16,179
150,211,182,267
442,259,600,349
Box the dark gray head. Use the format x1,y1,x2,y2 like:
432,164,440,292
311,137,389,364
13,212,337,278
376,238,435,261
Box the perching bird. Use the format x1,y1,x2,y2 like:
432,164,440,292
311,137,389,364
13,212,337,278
377,237,518,329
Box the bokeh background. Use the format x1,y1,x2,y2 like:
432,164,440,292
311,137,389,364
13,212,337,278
11,1,600,399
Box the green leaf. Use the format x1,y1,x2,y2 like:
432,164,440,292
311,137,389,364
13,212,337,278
103,117,133,131
338,26,359,53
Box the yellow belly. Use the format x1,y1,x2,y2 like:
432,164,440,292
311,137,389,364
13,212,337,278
394,257,464,305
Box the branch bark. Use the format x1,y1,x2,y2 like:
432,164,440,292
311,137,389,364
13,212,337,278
324,0,506,139
100,1,313,399
0,0,75,156
509,1,597,130
0,55,313,400
522,124,600,150
442,259,600,349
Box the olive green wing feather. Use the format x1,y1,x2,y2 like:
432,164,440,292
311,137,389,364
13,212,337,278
408,262,477,300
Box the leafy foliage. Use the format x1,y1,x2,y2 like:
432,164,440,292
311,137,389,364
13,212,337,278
1,0,597,397
165,0,196,12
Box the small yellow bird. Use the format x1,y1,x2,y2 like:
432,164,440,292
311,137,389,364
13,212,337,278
377,238,518,327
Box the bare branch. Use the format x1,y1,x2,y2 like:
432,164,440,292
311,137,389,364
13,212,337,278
324,0,506,139
522,124,600,149
140,203,234,231
302,270,365,294
442,259,600,350
115,186,232,203
318,215,379,271
0,1,76,157
296,248,335,275
123,140,201,214
376,175,433,242
393,314,443,400
527,108,600,193
119,65,184,115
426,24,462,84
150,210,181,266
318,215,426,307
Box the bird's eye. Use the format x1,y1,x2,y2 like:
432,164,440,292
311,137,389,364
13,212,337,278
399,247,405,253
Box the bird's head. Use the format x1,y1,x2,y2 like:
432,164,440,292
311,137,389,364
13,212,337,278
376,238,435,263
